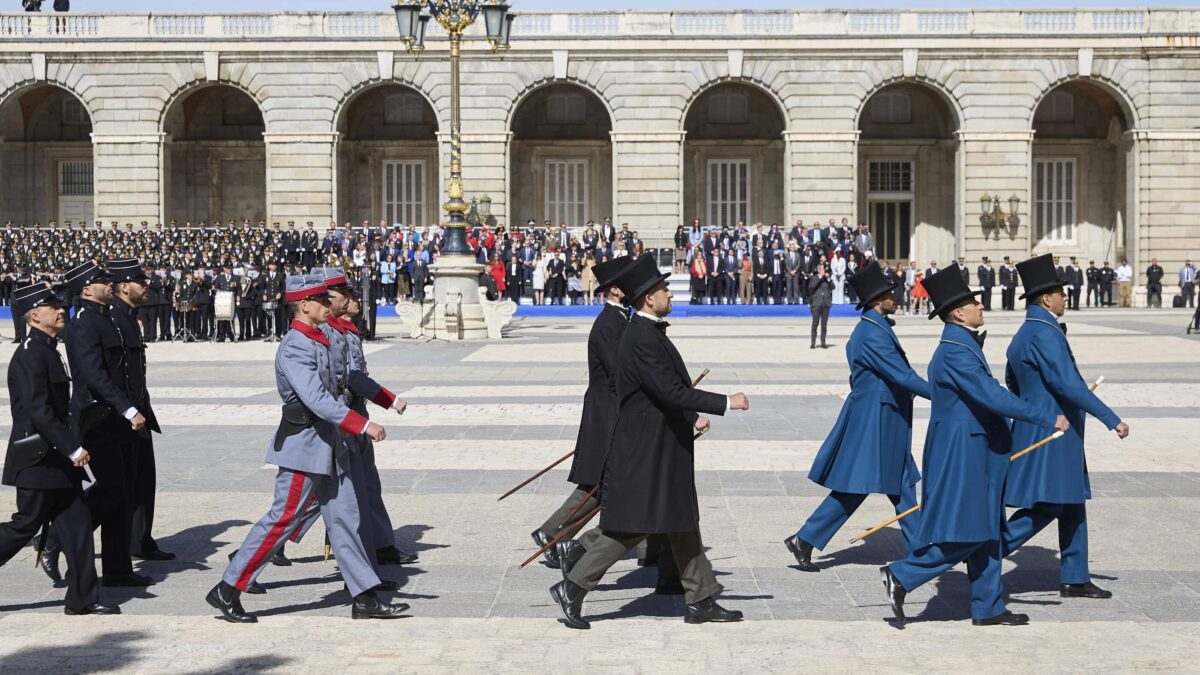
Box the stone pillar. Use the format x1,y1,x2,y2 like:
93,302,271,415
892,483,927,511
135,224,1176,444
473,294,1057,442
957,130,1034,264
611,131,685,245
1130,129,1200,304
785,131,857,227
263,132,337,225
438,131,510,227
91,133,165,224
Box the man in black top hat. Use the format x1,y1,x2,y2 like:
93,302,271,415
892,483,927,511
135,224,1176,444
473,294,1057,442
0,282,118,615
549,255,751,629
531,256,634,569
107,258,172,562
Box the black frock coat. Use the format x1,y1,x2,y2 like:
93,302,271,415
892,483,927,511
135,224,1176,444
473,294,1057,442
566,302,627,487
3,328,85,489
599,314,727,533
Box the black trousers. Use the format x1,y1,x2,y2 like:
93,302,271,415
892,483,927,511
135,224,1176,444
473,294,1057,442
1086,284,1099,307
1070,286,1082,310
275,305,287,337
12,313,26,343
158,305,172,338
1002,287,1016,311
706,276,723,303
811,305,830,346
217,319,235,342
70,421,136,576
753,277,769,304
0,487,98,610
129,434,159,556
237,310,252,340
202,305,215,337
981,286,993,310
141,305,158,341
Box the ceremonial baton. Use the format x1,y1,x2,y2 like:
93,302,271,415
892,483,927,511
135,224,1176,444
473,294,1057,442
849,505,921,543
521,505,601,568
499,369,711,501
1009,376,1103,463
559,485,598,528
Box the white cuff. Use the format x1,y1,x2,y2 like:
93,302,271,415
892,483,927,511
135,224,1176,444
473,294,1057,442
360,419,371,434
725,396,731,414
70,447,84,462
123,407,138,420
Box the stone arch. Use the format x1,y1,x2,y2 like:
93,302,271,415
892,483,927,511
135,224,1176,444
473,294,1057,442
680,76,789,132
505,77,616,136
1028,75,1139,131
854,76,964,134
156,79,266,133
0,79,97,126
332,77,445,135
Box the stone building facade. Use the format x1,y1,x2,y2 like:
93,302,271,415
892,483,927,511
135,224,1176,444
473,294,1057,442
0,8,1197,288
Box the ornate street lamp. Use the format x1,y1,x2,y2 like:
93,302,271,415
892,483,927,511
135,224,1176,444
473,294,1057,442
979,192,1020,236
394,0,511,255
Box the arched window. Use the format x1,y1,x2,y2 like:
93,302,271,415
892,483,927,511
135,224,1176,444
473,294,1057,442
1034,91,1075,124
384,93,428,125
870,92,911,124
546,92,586,125
707,89,748,124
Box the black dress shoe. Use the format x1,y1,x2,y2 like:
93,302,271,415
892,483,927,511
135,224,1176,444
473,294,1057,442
376,546,419,565
972,610,1030,626
636,555,659,568
102,572,156,587
880,566,906,621
784,534,819,572
549,580,589,629
1060,582,1112,599
684,597,743,624
64,603,122,616
206,581,257,624
351,591,409,620
244,581,267,595
40,541,63,584
530,530,560,569
375,579,401,592
271,547,292,567
556,539,586,581
655,576,686,595
132,549,176,561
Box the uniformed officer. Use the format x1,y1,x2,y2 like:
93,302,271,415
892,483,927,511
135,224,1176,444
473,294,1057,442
533,256,633,568
0,283,118,615
10,263,32,343
106,258,173,562
1002,254,1130,598
44,261,154,588
550,255,751,629
786,261,931,571
880,264,1069,626
206,274,407,623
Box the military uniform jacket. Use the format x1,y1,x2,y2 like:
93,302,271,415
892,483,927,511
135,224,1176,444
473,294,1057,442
109,297,160,433
328,317,395,417
3,328,84,489
808,310,931,495
917,323,1057,545
65,300,135,432
1004,306,1120,507
267,320,367,477
567,302,628,487
600,314,727,533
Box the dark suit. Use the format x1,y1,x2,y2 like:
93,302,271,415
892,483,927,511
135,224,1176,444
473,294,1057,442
751,255,770,304
705,252,724,303
999,265,1018,310
1146,264,1164,307
1,328,99,611
977,265,996,311
1067,265,1084,310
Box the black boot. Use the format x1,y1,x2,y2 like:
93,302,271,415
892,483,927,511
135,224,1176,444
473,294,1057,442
351,591,409,620
784,534,819,572
64,603,122,616
655,576,686,595
39,536,62,584
880,566,906,621
972,610,1030,626
684,597,743,624
549,580,589,629
205,581,257,623
244,581,267,595
376,546,419,565
1060,581,1112,599
556,539,585,581
531,530,560,569
271,544,292,567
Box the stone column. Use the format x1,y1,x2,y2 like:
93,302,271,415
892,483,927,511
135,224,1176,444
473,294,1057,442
611,131,685,245
956,130,1033,264
263,132,337,225
785,131,858,227
91,133,165,224
436,131,511,226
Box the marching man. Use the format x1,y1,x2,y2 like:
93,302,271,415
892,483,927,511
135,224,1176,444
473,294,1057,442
1002,253,1129,598
786,261,930,571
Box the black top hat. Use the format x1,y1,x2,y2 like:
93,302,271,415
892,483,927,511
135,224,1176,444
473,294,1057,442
12,281,65,318
849,261,898,310
924,262,983,319
616,255,670,303
1016,253,1064,300
65,260,111,295
107,257,147,283
592,256,633,292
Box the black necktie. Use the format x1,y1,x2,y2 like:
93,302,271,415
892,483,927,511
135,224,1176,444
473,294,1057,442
972,330,987,347
1060,323,1068,335
885,317,896,327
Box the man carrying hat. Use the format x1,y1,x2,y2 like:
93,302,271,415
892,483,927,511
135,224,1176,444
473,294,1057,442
106,258,172,563
1001,254,1130,599
881,263,1069,626
532,256,634,568
785,261,931,572
550,255,751,629
207,274,407,623
0,283,118,615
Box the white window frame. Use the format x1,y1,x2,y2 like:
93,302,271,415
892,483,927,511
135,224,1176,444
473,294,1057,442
866,159,914,195
61,98,88,126
706,158,751,229
1033,157,1077,245
382,159,425,227
59,160,94,196
544,158,589,228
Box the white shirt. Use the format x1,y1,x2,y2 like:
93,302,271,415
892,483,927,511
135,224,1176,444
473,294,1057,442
1116,264,1133,282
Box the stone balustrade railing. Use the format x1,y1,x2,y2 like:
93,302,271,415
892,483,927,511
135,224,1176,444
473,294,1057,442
0,9,1193,42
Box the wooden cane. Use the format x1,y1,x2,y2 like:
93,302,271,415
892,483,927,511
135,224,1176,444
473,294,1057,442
849,504,921,543
521,505,601,568
559,485,598,528
1009,377,1103,463
324,532,331,562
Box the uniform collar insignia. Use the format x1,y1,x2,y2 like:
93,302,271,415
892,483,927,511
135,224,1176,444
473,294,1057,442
290,319,330,347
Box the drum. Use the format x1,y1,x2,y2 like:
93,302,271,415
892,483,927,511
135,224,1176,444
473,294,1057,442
214,290,235,321
263,301,277,311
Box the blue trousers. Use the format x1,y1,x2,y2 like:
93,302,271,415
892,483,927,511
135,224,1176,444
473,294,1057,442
888,539,1006,620
796,481,920,552
1002,502,1089,584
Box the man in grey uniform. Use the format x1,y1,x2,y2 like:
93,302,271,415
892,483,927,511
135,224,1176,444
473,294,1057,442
205,274,408,623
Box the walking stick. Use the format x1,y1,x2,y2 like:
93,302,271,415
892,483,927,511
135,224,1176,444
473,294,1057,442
1009,376,1103,462
499,370,712,500
521,505,601,569
559,485,598,528
849,505,921,543
324,531,331,562
34,523,47,568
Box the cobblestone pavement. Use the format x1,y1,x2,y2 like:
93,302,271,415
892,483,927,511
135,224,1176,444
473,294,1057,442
1,308,1198,673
